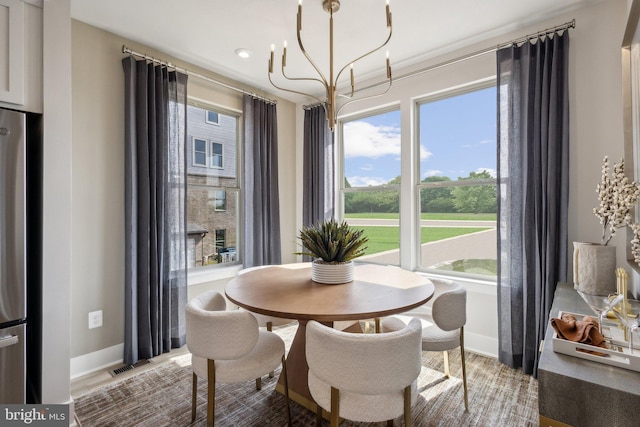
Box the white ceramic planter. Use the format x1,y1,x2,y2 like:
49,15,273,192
311,260,354,284
573,241,616,295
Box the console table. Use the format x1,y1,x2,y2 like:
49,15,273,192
538,282,640,427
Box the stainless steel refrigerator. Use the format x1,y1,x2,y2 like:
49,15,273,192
0,107,26,404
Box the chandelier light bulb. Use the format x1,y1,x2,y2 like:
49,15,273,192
283,41,288,67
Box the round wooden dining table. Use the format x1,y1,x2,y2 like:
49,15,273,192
224,262,434,412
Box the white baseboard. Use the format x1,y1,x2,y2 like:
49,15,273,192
464,330,498,358
70,343,123,379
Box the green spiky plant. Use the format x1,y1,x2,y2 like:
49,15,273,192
295,218,369,264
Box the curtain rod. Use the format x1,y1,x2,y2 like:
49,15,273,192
121,45,277,105
304,18,575,109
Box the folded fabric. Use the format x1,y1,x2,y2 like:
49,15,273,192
550,313,607,349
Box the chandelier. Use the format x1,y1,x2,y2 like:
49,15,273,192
268,0,393,131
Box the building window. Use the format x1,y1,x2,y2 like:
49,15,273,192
215,229,226,252
187,103,240,268
417,84,497,278
192,138,207,167
214,190,226,211
206,110,220,125
211,141,223,168
340,109,401,266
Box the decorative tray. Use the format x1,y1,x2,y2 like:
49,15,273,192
551,311,640,372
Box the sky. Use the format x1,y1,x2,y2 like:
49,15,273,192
343,86,497,187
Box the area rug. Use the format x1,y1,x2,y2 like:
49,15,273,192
73,324,538,426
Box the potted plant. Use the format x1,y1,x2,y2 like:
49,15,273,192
296,218,369,284
575,156,640,294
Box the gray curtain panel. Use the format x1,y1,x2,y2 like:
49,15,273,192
242,95,281,267
122,57,188,364
496,31,570,376
303,105,334,227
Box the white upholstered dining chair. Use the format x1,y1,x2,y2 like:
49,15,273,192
381,279,468,411
306,317,423,427
185,290,292,427
237,265,297,377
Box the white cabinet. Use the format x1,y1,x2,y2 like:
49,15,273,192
0,0,24,104
0,0,42,113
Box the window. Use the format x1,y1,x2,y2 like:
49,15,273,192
340,109,401,266
417,84,497,277
206,110,220,125
187,103,240,268
192,138,207,167
215,229,226,252
211,142,223,168
214,190,226,211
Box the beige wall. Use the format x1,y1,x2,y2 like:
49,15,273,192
70,20,298,368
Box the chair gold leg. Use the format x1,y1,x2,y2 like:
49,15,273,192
387,420,393,427
404,385,412,427
256,377,262,390
443,351,450,378
316,405,323,427
207,359,216,427
330,387,340,427
460,327,469,411
375,317,381,333
191,373,197,422
267,322,275,378
281,355,292,427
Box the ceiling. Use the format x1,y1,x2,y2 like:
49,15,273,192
71,0,593,103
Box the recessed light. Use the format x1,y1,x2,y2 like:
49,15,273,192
235,48,251,59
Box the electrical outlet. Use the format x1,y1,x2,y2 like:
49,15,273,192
88,310,103,329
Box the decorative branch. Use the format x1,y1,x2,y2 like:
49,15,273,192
593,156,640,246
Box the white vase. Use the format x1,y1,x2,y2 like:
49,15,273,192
573,242,617,295
311,260,354,284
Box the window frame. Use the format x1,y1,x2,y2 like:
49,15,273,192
210,141,224,169
414,80,498,280
335,79,498,282
206,110,220,125
192,137,208,167
186,98,243,283
215,229,226,252
337,105,402,265
214,189,227,211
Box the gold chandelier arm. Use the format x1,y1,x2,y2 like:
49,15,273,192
335,24,392,85
335,77,392,117
267,71,326,105
296,32,330,90
281,64,325,86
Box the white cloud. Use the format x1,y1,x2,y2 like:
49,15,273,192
343,121,400,158
476,167,497,178
419,145,432,161
462,139,495,149
360,164,374,171
424,169,442,178
343,120,431,160
347,176,389,187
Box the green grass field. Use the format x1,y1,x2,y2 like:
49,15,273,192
345,212,496,221
360,226,491,254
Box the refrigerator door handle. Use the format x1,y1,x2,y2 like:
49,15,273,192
0,334,19,349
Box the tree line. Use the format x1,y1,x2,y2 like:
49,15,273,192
344,170,497,214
